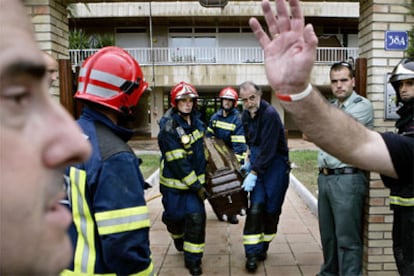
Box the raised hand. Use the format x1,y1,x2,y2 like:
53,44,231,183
249,0,318,96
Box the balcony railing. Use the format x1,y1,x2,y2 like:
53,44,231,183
69,47,359,67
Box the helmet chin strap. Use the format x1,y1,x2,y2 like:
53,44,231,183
178,110,192,117
120,105,131,115
119,106,138,123
223,106,233,112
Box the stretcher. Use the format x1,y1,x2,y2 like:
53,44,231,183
204,137,248,221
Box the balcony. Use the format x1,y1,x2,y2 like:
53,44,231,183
69,47,359,67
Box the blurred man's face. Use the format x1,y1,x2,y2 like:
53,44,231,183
0,0,91,274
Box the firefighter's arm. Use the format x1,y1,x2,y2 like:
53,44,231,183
95,153,153,274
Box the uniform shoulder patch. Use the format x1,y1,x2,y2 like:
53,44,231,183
353,97,363,103
164,119,177,134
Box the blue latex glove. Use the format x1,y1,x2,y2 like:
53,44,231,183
241,172,257,192
240,161,251,174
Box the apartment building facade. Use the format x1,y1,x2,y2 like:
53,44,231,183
67,1,360,137
27,0,412,274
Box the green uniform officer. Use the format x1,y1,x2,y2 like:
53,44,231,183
317,62,374,276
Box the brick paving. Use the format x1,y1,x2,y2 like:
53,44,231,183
132,138,323,275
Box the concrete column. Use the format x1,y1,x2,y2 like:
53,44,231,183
359,0,412,274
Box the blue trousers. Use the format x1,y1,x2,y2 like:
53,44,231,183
243,154,289,257
160,187,206,263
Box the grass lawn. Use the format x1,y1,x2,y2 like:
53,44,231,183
289,150,319,198
138,153,161,179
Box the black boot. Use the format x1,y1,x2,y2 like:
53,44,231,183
173,238,184,252
185,259,202,275
245,255,258,273
257,251,267,261
228,215,239,224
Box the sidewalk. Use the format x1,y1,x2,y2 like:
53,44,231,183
139,139,323,276
137,138,323,276
145,172,322,276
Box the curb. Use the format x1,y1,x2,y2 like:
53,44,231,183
144,169,160,201
289,173,318,218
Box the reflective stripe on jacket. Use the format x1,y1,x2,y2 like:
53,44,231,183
158,108,206,192
206,108,247,163
63,108,154,275
380,133,414,209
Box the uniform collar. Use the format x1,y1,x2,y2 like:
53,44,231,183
81,107,134,141
335,91,357,109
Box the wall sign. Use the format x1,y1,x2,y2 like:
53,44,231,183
385,31,408,51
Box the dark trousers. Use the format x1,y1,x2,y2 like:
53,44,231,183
243,155,289,257
160,188,206,263
317,171,367,276
392,207,414,276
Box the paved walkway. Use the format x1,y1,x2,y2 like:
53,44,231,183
134,138,323,275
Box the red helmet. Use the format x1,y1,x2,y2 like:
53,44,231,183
170,81,198,108
219,86,238,107
74,46,148,114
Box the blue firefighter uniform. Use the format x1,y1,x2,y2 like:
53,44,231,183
242,100,290,258
62,108,154,276
381,133,414,275
206,108,247,163
158,108,207,267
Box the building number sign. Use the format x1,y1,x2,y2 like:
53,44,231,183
385,31,409,51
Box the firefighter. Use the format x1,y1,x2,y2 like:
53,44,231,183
384,58,414,275
391,58,414,137
158,81,208,276
61,46,154,275
206,86,247,224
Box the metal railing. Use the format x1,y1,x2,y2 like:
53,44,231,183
69,47,359,67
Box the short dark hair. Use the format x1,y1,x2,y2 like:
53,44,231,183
239,81,262,96
330,61,354,78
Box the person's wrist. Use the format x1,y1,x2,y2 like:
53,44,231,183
276,83,312,102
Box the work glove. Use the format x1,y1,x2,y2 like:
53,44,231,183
196,186,210,201
241,172,257,192
240,161,251,175
242,172,257,192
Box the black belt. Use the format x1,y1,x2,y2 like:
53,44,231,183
319,167,360,175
